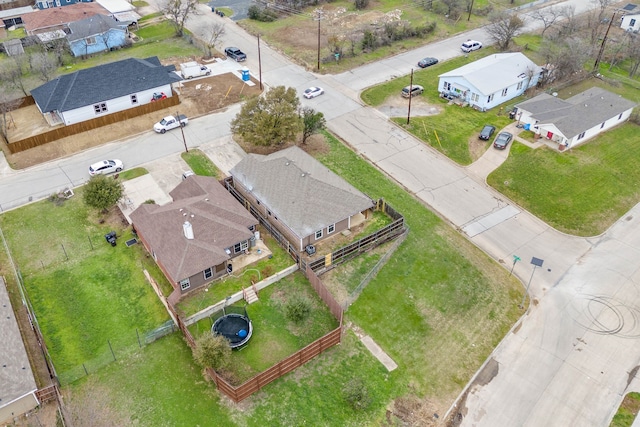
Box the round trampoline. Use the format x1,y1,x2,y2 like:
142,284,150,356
212,313,253,349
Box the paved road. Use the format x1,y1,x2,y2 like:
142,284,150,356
2,0,637,425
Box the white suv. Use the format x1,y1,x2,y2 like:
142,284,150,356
461,40,482,53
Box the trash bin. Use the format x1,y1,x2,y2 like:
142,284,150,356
211,6,215,12
105,231,117,246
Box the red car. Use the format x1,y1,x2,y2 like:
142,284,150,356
151,92,167,102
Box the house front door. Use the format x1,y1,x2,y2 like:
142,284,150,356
546,131,554,140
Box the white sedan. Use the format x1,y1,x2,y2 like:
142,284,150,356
303,87,324,99
89,159,123,176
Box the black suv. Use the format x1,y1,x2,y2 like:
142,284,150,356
479,125,496,140
224,47,246,62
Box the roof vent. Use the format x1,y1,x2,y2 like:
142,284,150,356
301,173,306,177
183,221,194,239
285,162,290,166
190,214,195,218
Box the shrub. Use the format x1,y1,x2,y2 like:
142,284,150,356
342,378,371,410
354,0,369,10
248,5,278,22
284,294,311,323
193,333,231,371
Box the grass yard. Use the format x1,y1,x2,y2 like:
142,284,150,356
610,392,640,427
181,149,221,178
189,272,339,384
0,188,170,384
362,51,515,164
177,233,293,317
488,122,640,236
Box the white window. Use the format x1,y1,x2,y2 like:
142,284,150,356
501,88,508,97
234,241,248,253
180,278,190,290
93,103,107,114
517,81,523,90
315,230,323,239
444,81,450,91
86,36,96,46
472,93,479,102
577,132,586,140
204,268,213,280
487,94,494,103
328,224,335,234
131,94,138,105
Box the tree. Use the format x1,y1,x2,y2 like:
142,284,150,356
627,33,640,77
204,22,225,58
301,107,326,144
83,175,124,212
440,0,465,20
556,5,578,38
539,37,591,85
0,91,21,144
230,86,301,146
193,333,231,370
486,11,525,51
30,47,57,82
163,0,199,37
1,56,29,96
529,6,561,37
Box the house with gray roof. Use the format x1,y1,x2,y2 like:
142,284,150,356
229,146,375,253
67,14,128,57
130,176,258,294
438,53,542,111
0,277,39,424
30,56,181,126
515,88,636,149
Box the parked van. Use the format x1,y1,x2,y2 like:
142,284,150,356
401,85,424,98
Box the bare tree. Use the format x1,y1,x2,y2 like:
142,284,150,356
539,37,591,85
556,5,578,37
486,11,525,51
204,22,225,58
529,6,561,37
0,90,22,144
48,38,70,66
627,33,640,77
163,0,199,37
31,47,57,82
592,0,615,22
1,58,29,96
440,0,465,20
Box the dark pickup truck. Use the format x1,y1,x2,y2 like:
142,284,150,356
224,47,247,62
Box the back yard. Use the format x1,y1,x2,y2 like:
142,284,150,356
0,129,522,425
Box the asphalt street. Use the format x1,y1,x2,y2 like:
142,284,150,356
1,0,638,425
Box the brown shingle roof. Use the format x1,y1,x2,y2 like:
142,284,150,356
23,3,110,33
131,177,257,283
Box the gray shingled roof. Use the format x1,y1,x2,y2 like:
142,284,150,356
230,146,374,240
0,277,37,417
30,56,181,113
67,14,124,42
517,88,636,139
438,53,541,95
130,177,257,283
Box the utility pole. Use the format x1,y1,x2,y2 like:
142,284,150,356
316,11,322,72
257,34,263,90
593,10,617,74
177,111,188,153
467,0,474,21
407,68,414,125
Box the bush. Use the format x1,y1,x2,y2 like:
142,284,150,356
342,378,371,410
354,0,369,10
248,5,278,22
193,333,231,371
284,294,311,323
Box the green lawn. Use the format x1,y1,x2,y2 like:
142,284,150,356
610,392,640,427
362,51,514,164
488,122,640,236
0,188,170,384
181,149,221,178
177,233,294,317
189,272,339,384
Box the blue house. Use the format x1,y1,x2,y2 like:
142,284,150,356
35,0,92,10
438,53,542,111
67,14,127,57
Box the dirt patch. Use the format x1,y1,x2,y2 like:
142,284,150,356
468,135,490,162
377,95,443,118
2,72,262,170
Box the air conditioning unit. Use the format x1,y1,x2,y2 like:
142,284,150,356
305,245,316,256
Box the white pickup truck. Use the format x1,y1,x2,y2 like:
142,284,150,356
180,62,211,79
153,115,188,134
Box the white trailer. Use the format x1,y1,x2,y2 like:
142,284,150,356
180,62,211,79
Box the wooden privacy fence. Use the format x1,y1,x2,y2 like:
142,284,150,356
35,384,58,403
0,95,36,112
7,93,180,154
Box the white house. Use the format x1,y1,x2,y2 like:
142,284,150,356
515,87,636,149
438,52,542,111
31,56,181,126
621,13,640,32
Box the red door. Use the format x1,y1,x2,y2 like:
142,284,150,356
546,131,554,140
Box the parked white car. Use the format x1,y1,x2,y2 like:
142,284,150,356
303,87,325,99
461,40,483,53
89,159,123,176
